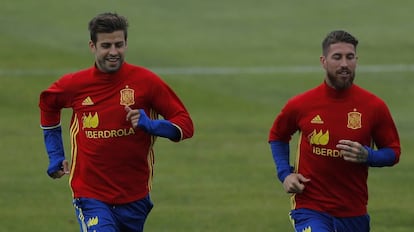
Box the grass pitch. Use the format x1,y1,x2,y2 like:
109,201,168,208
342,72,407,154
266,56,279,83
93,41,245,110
1,0,413,231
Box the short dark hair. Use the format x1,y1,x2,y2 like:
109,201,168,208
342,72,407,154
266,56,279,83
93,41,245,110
88,12,128,44
322,30,358,55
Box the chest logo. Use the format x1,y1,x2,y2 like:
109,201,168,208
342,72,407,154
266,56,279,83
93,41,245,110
82,112,99,129
120,85,135,107
311,115,324,124
308,129,329,145
82,96,94,106
347,110,362,129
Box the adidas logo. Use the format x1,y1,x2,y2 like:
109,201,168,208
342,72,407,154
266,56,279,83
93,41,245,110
311,115,324,124
82,96,94,106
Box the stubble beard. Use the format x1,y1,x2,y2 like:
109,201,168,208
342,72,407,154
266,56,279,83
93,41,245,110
326,69,355,90
97,56,123,73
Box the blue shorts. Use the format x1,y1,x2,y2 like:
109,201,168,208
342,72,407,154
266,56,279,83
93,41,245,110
73,195,153,232
290,208,370,232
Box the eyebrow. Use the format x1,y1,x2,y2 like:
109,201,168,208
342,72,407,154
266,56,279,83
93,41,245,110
331,52,355,56
100,41,125,46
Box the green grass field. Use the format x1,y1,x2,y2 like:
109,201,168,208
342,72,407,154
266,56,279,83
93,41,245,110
1,0,413,231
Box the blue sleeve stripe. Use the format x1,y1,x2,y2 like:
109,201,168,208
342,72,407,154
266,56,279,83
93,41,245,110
40,123,61,130
270,140,292,182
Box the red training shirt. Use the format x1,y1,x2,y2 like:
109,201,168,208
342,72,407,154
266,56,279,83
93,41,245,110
269,82,400,217
39,62,194,204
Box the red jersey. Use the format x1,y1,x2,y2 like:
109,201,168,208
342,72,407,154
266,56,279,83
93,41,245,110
269,82,400,217
39,62,194,204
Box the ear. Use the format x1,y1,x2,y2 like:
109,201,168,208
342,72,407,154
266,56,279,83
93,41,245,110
88,40,96,52
320,55,327,69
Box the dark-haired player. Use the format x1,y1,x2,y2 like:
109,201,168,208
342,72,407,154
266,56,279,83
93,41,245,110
268,30,400,232
39,12,194,232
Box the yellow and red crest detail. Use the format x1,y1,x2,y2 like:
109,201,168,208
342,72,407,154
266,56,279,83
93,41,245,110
82,112,99,129
308,129,329,145
302,226,312,232
347,109,362,129
120,85,135,107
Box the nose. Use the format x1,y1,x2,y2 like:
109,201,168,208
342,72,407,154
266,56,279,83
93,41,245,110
109,44,118,55
339,57,348,67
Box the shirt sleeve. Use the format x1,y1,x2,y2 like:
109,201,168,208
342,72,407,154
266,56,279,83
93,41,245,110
146,73,194,141
371,100,401,164
268,99,299,143
269,140,293,182
39,74,74,127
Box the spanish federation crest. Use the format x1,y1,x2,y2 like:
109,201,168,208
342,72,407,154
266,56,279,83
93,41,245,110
120,85,135,106
347,110,362,129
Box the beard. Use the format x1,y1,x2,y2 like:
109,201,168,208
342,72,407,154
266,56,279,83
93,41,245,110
326,68,355,90
96,56,124,73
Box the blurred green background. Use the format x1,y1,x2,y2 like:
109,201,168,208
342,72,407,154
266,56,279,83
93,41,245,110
1,0,413,231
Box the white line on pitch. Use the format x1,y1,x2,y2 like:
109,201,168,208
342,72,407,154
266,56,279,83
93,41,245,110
1,64,414,77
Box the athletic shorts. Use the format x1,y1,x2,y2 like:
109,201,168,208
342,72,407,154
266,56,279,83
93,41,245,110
73,194,153,232
290,208,370,232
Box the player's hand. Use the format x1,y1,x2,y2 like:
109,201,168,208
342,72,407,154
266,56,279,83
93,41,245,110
125,106,140,128
50,160,70,179
282,173,310,194
336,139,368,163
